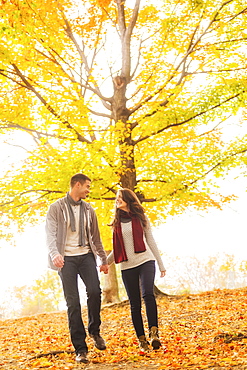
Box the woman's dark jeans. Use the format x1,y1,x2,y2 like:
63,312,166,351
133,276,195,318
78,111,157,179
121,260,158,338
58,253,101,354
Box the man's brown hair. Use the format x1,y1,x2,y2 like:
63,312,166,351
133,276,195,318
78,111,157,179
70,173,91,188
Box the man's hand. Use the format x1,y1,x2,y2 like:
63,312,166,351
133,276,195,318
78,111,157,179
52,254,64,268
100,264,109,274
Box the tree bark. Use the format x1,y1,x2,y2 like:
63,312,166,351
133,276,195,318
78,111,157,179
154,285,168,297
102,251,120,304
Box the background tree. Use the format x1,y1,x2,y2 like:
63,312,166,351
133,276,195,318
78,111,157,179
10,271,63,317
0,0,247,299
161,253,247,294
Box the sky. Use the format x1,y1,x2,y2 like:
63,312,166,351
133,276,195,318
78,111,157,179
0,224,47,293
157,174,247,260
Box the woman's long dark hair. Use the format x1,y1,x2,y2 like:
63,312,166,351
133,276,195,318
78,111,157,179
110,188,147,229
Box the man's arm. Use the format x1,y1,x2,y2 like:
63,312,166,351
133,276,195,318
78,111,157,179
46,203,64,269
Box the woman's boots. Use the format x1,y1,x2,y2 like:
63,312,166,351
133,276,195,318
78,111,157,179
138,327,161,351
149,326,161,350
138,335,149,352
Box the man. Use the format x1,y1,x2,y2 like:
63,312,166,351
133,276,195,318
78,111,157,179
46,173,109,364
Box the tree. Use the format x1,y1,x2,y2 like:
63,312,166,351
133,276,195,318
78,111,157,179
161,253,247,294
11,271,63,317
0,0,247,298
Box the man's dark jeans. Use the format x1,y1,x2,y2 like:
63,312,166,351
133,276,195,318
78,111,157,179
58,253,102,354
121,260,158,338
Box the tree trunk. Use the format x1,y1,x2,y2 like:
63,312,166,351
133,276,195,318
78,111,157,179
111,77,137,191
154,285,168,297
102,251,120,304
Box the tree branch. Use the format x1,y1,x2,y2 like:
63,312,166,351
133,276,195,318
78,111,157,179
130,1,244,120
87,108,112,119
0,190,63,209
116,0,126,36
126,0,141,38
169,147,247,197
133,91,245,144
11,64,91,143
29,350,74,360
0,121,88,142
62,15,112,111
135,147,247,202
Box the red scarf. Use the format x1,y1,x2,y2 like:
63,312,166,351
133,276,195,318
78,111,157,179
113,211,146,263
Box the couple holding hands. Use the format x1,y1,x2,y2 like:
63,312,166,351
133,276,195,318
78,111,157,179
46,173,166,363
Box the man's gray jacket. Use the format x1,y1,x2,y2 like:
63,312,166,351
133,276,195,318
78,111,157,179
46,197,107,271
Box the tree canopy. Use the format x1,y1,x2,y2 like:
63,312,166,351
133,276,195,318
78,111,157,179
0,0,247,240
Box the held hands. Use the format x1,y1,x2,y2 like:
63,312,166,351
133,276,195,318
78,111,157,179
52,254,109,273
100,264,109,274
160,270,166,278
52,254,64,268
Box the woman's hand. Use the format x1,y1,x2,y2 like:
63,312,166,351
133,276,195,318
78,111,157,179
100,264,109,274
160,270,166,278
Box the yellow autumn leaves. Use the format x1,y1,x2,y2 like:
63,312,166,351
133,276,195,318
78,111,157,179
1,288,247,369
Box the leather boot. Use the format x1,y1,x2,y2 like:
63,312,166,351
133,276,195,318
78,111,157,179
149,326,161,349
138,335,149,352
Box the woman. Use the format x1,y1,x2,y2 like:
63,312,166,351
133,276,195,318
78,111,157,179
107,188,166,352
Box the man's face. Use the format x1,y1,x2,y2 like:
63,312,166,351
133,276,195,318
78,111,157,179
78,180,91,199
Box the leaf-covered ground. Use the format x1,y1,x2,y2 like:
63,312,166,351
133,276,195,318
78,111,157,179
1,288,247,370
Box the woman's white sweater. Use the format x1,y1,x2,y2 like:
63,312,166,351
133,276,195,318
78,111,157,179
107,217,165,272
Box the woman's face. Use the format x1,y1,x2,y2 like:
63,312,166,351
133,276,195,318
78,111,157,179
116,192,129,211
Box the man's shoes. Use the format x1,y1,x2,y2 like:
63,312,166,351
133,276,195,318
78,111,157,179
90,334,106,350
75,352,89,363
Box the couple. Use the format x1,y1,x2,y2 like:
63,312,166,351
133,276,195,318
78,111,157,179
46,173,166,364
